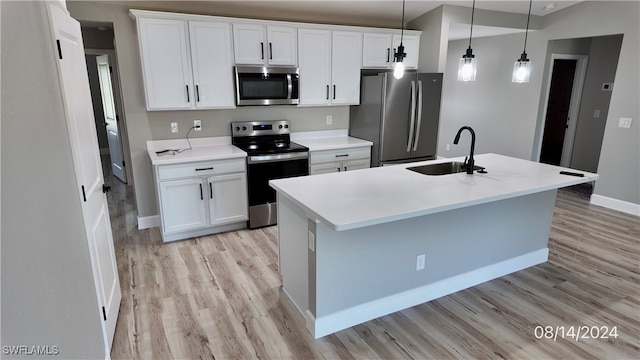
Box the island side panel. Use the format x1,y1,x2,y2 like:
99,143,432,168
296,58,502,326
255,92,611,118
311,190,557,338
277,194,310,316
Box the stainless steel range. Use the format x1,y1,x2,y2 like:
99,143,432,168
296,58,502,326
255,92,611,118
231,120,308,229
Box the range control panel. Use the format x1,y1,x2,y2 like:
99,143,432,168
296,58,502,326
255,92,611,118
231,120,291,137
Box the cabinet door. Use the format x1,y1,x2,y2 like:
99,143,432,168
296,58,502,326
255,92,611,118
189,21,235,109
159,178,208,233
362,33,392,68
298,28,331,106
343,158,371,172
331,31,363,105
233,23,267,65
208,173,248,226
266,25,297,65
137,18,193,110
392,34,419,69
310,162,341,175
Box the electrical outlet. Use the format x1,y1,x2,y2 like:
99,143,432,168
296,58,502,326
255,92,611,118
326,115,333,125
593,109,600,118
170,122,179,133
416,254,426,271
194,119,202,131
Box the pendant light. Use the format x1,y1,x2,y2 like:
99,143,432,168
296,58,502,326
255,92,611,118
393,0,407,79
457,0,478,81
513,0,533,83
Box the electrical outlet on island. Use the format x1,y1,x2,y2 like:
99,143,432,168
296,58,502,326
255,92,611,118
170,122,179,133
194,119,202,131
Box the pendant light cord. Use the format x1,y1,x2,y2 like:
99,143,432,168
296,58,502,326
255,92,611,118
523,0,532,53
468,0,476,49
400,0,405,43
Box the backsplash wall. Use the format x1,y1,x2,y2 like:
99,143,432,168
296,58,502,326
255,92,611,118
147,106,349,140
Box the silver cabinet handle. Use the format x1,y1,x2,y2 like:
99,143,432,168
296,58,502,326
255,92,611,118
413,80,423,151
407,80,416,152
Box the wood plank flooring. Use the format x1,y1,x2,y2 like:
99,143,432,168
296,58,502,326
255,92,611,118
106,177,639,359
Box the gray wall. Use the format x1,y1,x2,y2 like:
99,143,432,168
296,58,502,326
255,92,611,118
436,1,638,206
570,35,623,173
1,1,105,358
541,1,639,205
67,1,352,218
440,31,546,160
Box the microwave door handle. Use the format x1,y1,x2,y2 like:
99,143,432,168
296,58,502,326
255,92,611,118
413,80,423,151
287,74,293,100
407,80,416,152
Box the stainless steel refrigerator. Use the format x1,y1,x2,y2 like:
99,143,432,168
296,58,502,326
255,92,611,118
350,72,443,166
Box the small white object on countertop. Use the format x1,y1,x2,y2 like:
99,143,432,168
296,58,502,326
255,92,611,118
269,153,599,231
147,136,246,166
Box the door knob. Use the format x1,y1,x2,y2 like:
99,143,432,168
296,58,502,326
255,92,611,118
102,184,111,193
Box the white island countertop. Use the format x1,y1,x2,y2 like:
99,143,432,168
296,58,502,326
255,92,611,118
269,153,598,231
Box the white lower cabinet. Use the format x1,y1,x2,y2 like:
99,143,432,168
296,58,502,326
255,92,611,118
155,158,248,242
309,146,371,175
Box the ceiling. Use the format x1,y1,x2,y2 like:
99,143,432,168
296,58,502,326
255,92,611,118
85,0,583,38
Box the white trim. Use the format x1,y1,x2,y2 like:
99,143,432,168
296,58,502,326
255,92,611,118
590,194,640,216
137,215,160,230
535,54,588,166
307,248,548,339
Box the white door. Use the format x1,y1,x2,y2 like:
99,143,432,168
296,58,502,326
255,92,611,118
331,31,362,105
159,178,209,233
266,25,297,65
137,18,192,110
189,21,235,109
233,23,266,64
392,34,419,69
298,28,331,106
208,173,249,226
96,54,127,183
49,4,121,354
362,33,392,68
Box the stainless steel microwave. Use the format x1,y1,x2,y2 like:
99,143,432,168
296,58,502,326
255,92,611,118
234,66,299,106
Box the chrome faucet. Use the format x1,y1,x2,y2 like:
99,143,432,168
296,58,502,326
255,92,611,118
453,126,476,174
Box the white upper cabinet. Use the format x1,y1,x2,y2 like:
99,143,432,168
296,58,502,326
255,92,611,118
392,34,419,69
137,18,193,110
298,29,362,106
136,17,235,110
362,32,419,69
188,21,236,108
331,31,363,105
362,33,393,68
233,23,297,66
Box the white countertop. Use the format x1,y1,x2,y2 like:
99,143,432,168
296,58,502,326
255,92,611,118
291,130,373,151
147,137,246,166
269,153,599,231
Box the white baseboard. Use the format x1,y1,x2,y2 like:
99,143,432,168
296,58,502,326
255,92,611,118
590,194,640,216
137,215,160,230
309,248,548,339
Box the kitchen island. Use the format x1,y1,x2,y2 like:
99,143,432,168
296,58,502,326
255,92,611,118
269,153,598,338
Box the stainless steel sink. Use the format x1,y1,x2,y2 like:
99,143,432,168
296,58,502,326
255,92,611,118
407,161,483,176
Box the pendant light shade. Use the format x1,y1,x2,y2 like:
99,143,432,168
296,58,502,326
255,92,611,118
513,0,533,83
393,0,407,79
458,0,477,82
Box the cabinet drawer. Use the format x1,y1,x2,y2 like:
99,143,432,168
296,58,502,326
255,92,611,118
309,146,371,164
157,158,246,180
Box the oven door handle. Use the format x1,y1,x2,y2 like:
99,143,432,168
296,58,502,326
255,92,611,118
248,152,308,164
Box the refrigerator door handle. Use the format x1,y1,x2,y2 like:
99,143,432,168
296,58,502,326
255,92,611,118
407,80,417,152
413,80,424,151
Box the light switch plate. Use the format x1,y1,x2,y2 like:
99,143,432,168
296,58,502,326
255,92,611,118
618,117,632,128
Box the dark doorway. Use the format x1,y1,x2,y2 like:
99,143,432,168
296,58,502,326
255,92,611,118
540,59,577,165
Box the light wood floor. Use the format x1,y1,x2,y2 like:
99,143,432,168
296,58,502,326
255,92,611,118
106,175,639,359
